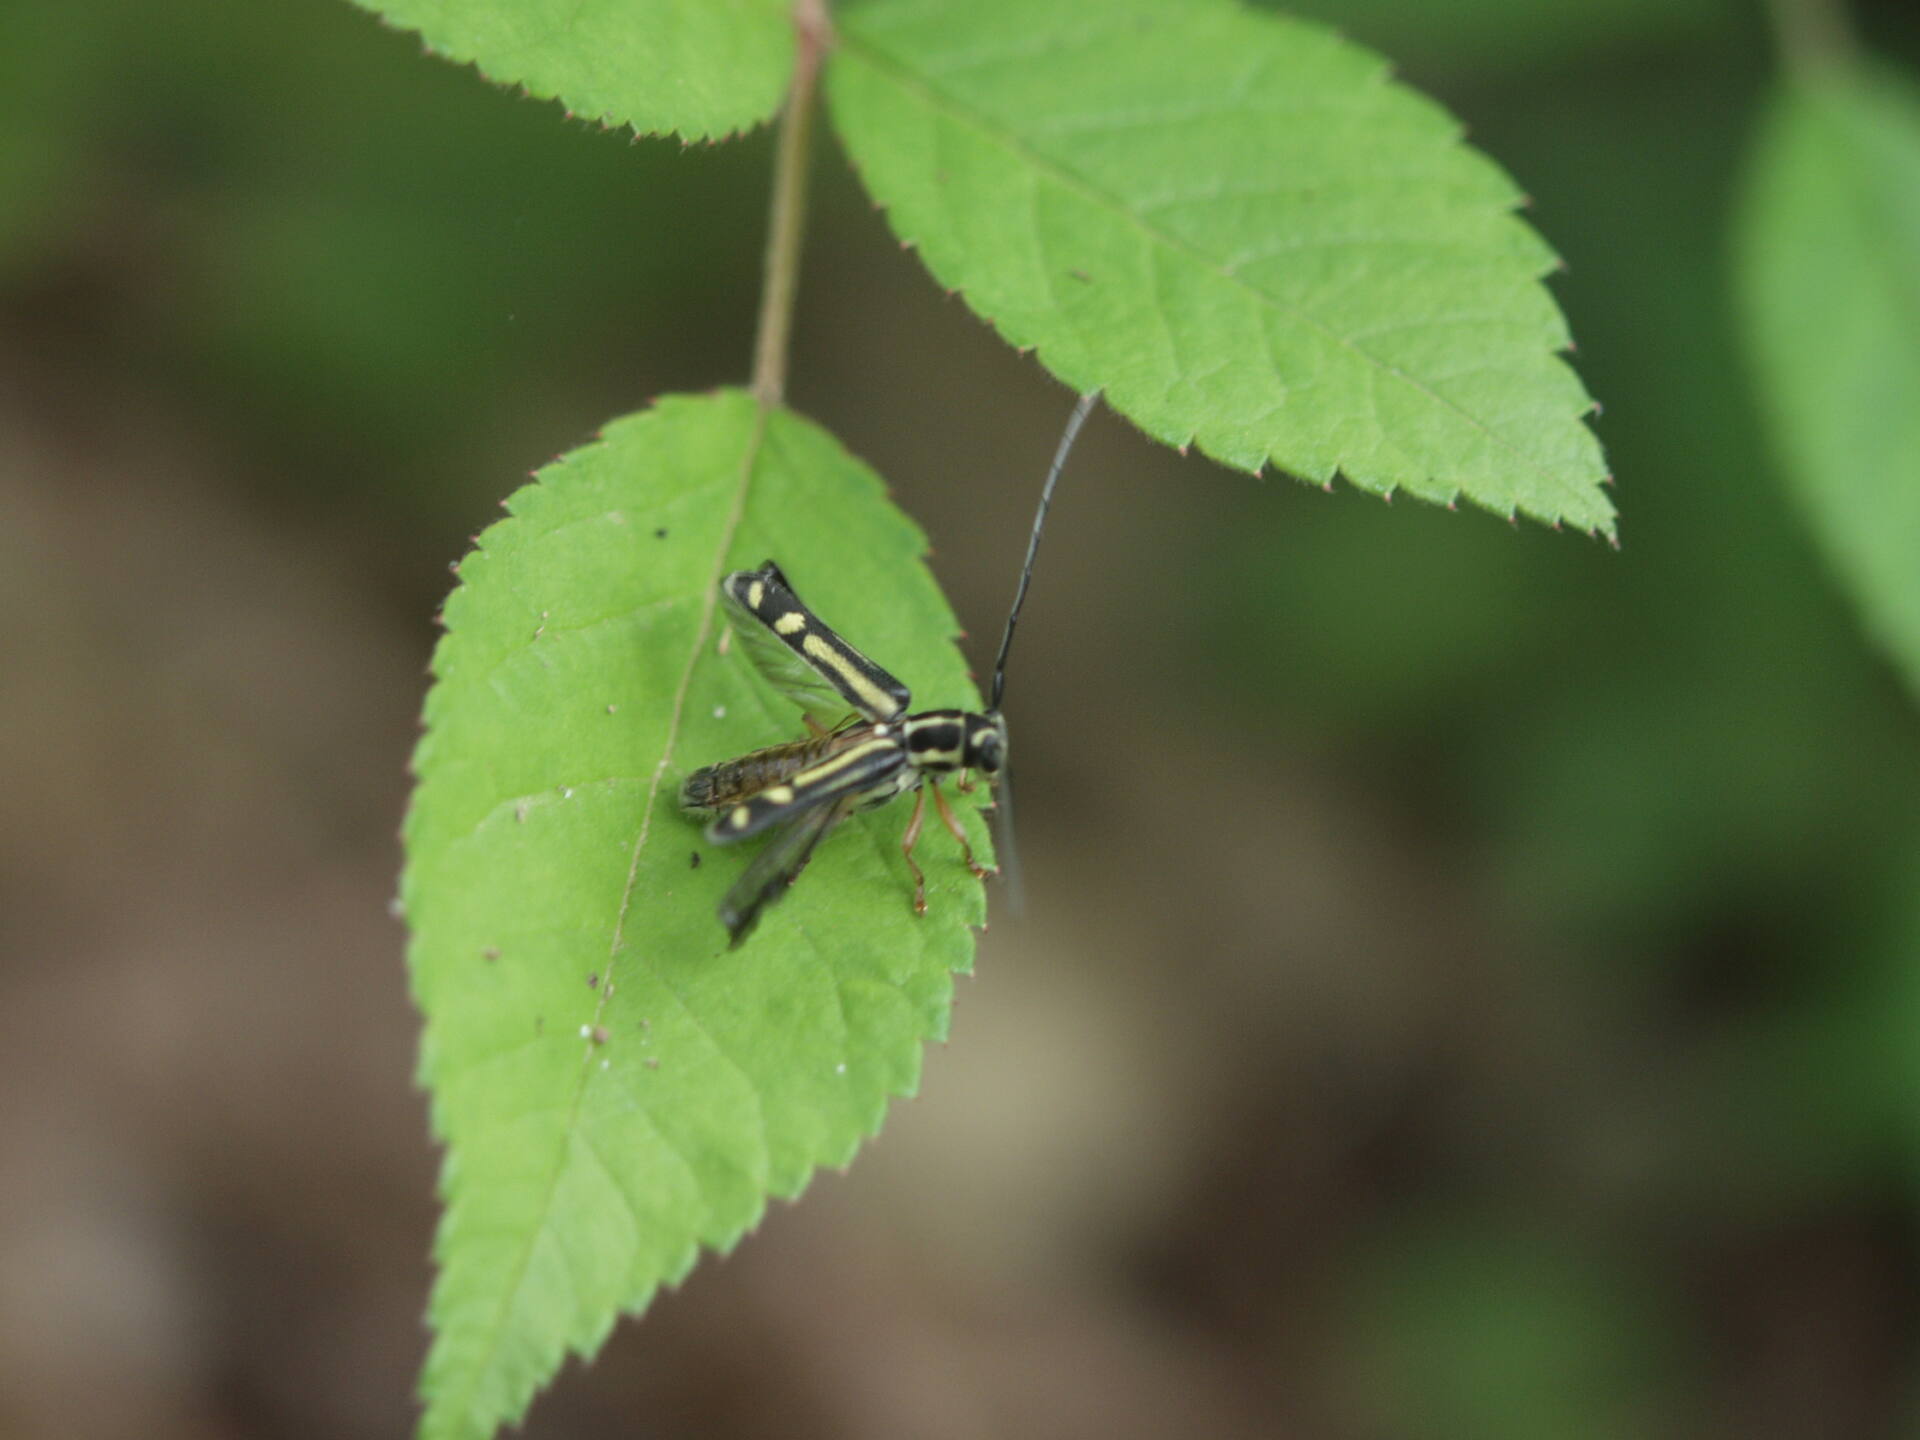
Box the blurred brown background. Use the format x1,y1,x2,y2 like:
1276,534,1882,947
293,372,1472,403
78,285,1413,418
5,0,1920,1436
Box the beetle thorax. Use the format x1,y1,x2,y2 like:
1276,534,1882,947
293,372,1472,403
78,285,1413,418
902,710,1006,775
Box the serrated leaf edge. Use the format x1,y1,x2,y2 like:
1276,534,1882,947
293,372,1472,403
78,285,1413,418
419,395,767,1434
413,393,992,1436
833,17,1615,539
357,0,792,145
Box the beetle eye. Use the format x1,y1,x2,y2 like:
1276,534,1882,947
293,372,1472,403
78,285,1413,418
973,728,1004,772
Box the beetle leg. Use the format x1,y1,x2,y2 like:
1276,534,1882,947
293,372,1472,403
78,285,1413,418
931,782,995,879
901,787,928,914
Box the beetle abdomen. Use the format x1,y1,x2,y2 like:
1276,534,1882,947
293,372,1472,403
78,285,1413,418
680,733,842,814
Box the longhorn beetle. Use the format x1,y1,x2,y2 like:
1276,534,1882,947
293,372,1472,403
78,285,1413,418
680,391,1098,946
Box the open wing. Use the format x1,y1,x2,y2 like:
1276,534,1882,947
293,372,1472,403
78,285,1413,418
717,792,861,948
721,561,911,729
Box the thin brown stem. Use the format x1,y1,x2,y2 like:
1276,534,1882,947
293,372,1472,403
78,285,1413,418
751,0,834,408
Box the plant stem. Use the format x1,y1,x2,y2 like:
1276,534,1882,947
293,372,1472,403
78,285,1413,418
751,0,833,408
1763,0,1858,78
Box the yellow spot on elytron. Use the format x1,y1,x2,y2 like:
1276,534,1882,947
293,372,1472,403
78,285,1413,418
747,581,765,609
774,612,806,635
803,634,899,716
763,785,795,804
728,807,751,830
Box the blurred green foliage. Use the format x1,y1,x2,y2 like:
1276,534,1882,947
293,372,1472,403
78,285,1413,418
1737,67,1920,704
0,0,767,529
1175,4,1920,1430
5,0,1919,1434
1345,1212,1692,1440
1272,0,1737,74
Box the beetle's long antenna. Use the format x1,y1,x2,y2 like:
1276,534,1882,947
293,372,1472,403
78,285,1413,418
990,390,1097,710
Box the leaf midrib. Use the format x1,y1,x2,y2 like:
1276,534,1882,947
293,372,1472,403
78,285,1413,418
834,21,1604,521
439,396,771,1438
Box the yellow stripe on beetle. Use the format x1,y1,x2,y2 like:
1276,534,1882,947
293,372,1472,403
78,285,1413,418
789,739,896,789
802,634,900,718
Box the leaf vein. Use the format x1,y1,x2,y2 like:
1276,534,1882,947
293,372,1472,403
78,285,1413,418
837,32,1578,495
441,398,771,1427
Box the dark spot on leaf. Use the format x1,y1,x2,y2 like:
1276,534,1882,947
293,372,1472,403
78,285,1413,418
483,947,500,962
690,851,702,869
655,527,668,539
587,973,599,989
644,1057,660,1070
590,1025,609,1045
1069,268,1091,282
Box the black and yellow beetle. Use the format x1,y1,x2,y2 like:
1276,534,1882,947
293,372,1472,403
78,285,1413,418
681,392,1096,946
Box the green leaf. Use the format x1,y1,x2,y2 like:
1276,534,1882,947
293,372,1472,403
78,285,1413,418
351,0,792,141
1735,65,1920,701
828,0,1612,535
1269,0,1731,75
404,390,991,1439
